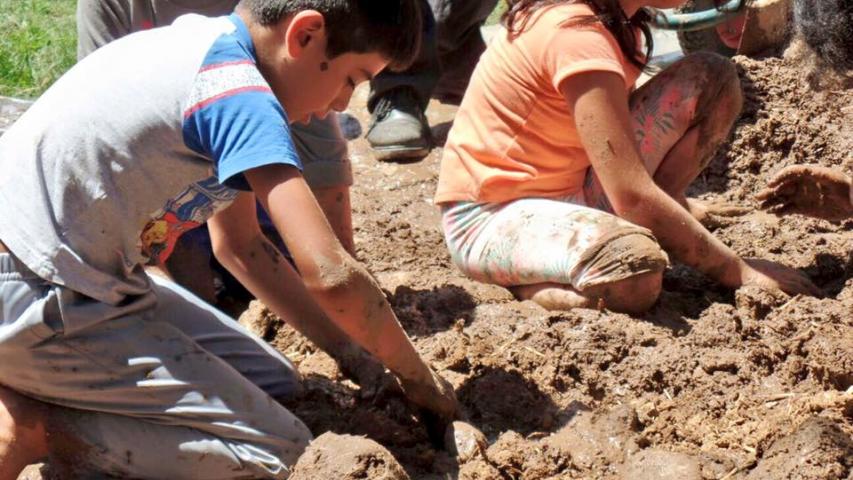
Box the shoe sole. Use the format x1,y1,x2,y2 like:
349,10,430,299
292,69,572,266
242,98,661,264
371,145,431,161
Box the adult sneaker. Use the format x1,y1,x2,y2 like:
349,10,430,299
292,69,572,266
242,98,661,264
366,87,432,161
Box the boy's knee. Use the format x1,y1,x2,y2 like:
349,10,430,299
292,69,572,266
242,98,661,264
684,51,737,78
582,233,668,283
0,386,49,466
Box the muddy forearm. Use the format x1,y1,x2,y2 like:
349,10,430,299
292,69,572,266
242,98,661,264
306,255,433,385
217,234,377,376
622,190,745,287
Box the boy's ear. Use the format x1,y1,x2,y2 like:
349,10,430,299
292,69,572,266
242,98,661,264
284,10,326,59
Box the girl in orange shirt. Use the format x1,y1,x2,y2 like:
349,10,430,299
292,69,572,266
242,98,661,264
435,0,821,313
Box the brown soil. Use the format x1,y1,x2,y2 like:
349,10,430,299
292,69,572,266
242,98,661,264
6,50,851,480
290,432,410,480
258,52,853,479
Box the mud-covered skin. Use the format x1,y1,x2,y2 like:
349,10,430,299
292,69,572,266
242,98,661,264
757,164,853,221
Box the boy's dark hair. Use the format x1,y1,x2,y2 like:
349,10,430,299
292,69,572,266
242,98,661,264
502,0,728,71
237,0,423,71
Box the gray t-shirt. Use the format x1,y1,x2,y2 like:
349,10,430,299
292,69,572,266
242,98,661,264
77,0,239,59
0,14,301,305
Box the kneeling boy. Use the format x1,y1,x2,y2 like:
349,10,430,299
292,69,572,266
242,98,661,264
0,1,456,478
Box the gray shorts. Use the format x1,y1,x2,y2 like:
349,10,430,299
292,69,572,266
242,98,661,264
0,253,311,479
291,116,353,189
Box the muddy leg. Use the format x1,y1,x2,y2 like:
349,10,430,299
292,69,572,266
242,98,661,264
512,231,668,314
512,270,663,315
630,53,744,220
0,386,47,480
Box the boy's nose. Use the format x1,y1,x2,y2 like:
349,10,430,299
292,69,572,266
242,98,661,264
331,93,353,112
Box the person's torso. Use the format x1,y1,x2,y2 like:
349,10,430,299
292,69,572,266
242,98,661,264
118,0,238,31
435,3,641,204
0,14,278,304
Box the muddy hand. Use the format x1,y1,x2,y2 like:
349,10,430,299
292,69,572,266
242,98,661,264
399,367,459,421
444,421,488,463
399,368,460,445
336,347,401,400
740,258,823,297
757,165,853,221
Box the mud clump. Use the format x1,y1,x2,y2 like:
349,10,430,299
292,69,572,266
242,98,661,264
12,43,853,480
290,432,410,480
620,449,702,480
746,416,853,479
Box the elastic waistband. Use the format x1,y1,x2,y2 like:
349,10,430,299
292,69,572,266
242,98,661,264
0,252,41,281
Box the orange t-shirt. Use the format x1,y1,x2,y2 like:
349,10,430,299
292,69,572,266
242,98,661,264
435,3,642,204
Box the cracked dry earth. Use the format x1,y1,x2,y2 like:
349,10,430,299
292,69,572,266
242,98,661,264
7,51,851,480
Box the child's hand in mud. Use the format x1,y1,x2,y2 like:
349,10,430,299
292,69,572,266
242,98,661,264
337,349,402,401
740,258,823,297
399,367,460,427
688,198,751,229
757,165,853,221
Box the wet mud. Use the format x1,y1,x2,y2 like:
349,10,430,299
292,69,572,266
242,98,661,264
260,52,852,479
6,48,851,480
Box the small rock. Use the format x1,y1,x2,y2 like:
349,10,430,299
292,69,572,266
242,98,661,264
620,449,702,480
237,300,279,340
290,432,409,480
735,285,788,320
636,401,658,424
337,111,363,140
444,421,488,463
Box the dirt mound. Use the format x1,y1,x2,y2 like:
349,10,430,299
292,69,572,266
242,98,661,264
8,45,851,480
290,432,410,480
746,416,853,479
262,52,852,479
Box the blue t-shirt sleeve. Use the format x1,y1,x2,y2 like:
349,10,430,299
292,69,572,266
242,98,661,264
182,69,302,191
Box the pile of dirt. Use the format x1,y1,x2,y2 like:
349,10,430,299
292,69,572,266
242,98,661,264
257,51,852,479
6,43,850,480
290,432,410,480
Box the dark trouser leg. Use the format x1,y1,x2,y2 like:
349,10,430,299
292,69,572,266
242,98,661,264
367,0,499,110
433,0,499,103
367,0,438,112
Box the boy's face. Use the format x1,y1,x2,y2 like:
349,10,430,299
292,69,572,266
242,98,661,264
285,49,387,124
262,10,389,124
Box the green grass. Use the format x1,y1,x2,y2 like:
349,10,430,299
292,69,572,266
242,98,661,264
0,0,504,99
0,0,77,99
486,0,508,26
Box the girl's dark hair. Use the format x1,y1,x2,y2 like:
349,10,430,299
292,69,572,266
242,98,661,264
238,0,422,71
502,0,727,70
795,0,853,71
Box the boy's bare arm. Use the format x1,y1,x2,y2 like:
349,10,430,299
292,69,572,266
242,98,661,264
208,193,388,389
561,72,820,297
216,169,458,420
